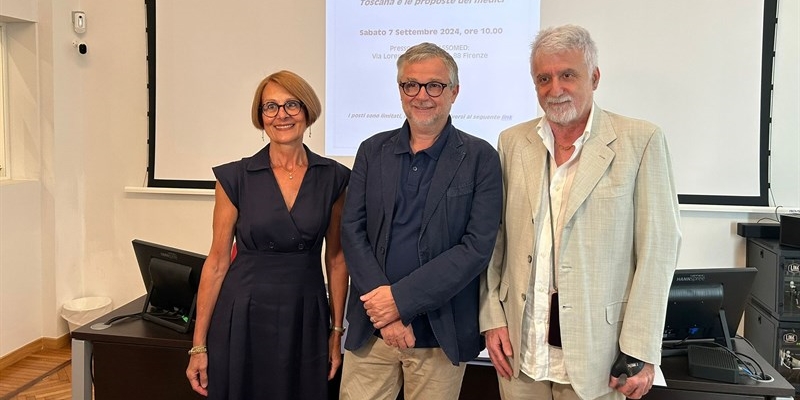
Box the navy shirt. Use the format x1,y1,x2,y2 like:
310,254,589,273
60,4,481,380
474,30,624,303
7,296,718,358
383,124,450,348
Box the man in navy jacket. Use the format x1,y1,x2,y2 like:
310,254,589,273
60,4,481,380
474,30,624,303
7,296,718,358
339,42,503,400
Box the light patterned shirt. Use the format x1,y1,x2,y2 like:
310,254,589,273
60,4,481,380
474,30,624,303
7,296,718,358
518,105,596,383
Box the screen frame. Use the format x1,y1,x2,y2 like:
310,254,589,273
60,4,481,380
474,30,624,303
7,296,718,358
143,0,777,206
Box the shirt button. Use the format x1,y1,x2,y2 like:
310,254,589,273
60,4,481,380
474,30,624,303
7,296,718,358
527,255,532,263
412,166,418,172
521,293,527,301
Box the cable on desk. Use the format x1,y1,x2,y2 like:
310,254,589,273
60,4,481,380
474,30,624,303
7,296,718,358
89,312,143,330
696,339,773,383
105,312,143,324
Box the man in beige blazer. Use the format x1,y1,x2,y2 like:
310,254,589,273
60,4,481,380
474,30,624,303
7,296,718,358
479,25,681,400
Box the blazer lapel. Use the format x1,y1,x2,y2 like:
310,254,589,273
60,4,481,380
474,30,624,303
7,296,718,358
521,129,548,222
420,132,465,234
564,111,616,223
380,137,401,226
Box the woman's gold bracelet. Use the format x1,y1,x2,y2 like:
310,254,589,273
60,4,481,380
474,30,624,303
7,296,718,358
188,345,207,355
332,326,346,334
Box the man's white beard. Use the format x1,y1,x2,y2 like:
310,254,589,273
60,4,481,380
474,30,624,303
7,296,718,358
544,96,578,125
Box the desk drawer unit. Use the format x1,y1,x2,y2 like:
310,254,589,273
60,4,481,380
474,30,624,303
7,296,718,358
92,341,204,400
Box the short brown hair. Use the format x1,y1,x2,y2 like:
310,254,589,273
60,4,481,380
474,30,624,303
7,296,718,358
251,70,322,130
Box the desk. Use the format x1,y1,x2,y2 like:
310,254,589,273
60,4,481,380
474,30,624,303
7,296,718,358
71,296,497,400
458,339,795,400
73,298,794,400
645,339,795,400
71,296,203,400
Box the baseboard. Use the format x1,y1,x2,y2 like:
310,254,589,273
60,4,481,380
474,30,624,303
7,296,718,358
42,334,71,350
0,334,71,371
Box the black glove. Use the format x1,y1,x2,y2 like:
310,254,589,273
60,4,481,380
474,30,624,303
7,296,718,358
610,352,645,387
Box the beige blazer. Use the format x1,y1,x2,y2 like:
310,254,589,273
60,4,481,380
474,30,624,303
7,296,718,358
479,107,681,400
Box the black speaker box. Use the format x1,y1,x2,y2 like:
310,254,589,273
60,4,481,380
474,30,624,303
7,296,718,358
781,214,800,248
737,222,781,239
687,345,739,384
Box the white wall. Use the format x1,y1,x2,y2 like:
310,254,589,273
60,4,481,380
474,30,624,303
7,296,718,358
0,180,43,354
0,0,797,357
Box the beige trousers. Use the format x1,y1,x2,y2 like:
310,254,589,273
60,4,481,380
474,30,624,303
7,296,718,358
497,371,622,400
339,335,467,400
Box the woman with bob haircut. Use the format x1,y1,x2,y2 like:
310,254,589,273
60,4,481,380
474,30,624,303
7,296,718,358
186,70,350,399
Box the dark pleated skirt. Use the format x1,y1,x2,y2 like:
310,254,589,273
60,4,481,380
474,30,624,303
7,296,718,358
207,250,329,400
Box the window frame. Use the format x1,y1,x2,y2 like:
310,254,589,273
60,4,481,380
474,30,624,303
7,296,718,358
0,24,8,179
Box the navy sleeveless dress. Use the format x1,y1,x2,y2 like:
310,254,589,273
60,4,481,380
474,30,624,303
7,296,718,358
207,144,349,400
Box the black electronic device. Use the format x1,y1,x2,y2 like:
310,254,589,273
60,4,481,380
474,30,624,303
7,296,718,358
662,267,758,355
747,238,800,321
610,353,644,386
687,345,740,383
781,214,800,248
745,238,800,392
132,239,206,333
737,222,781,239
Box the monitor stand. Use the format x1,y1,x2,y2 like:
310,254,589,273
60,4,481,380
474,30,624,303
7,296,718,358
141,260,196,333
718,308,734,351
661,308,735,357
141,293,196,333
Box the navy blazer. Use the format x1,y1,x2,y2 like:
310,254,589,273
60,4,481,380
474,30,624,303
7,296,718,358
342,119,503,364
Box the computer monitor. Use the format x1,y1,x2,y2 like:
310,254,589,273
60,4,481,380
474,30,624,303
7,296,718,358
662,267,757,355
132,239,206,333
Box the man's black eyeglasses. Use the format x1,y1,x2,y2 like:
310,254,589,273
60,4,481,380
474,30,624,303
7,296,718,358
260,100,304,118
399,81,449,97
